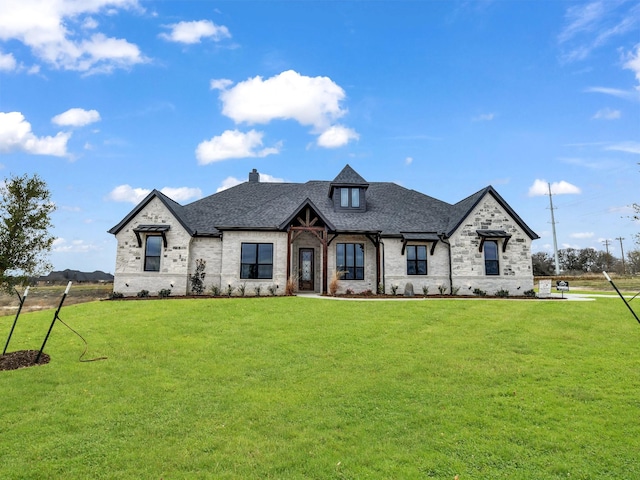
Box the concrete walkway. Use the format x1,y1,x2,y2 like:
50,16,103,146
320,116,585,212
296,292,637,302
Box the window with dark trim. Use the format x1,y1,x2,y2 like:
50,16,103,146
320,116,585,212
406,245,428,275
340,188,360,208
336,243,364,280
241,243,273,279
144,236,162,272
484,240,499,275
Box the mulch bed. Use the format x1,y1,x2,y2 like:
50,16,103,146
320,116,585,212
0,350,50,371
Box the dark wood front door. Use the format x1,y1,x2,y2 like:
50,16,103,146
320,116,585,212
299,248,314,291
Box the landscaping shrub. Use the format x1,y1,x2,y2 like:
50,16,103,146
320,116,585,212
158,288,171,298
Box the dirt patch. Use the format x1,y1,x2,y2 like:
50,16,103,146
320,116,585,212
0,350,50,371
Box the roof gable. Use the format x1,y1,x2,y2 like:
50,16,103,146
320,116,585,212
447,186,539,240
108,189,194,236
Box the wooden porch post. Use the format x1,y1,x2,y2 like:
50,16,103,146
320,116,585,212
286,228,292,284
322,227,328,295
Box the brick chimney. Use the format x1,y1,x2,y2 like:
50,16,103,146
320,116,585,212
248,168,260,183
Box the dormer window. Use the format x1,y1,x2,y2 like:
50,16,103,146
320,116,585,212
340,188,360,208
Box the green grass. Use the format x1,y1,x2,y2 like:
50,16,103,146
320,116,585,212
2,297,640,479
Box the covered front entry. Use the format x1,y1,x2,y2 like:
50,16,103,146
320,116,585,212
281,201,333,295
298,248,314,291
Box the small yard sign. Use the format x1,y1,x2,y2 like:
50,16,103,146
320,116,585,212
538,279,552,298
556,280,569,291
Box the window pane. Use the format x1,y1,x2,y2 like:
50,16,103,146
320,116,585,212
336,244,344,270
407,262,416,275
355,267,364,280
146,236,162,256
485,241,498,260
258,244,273,264
241,244,256,263
258,265,272,279
240,264,252,279
346,244,354,265
486,261,499,276
145,256,160,272
417,261,427,275
340,188,349,207
407,246,416,260
355,244,364,266
351,188,360,207
417,246,427,260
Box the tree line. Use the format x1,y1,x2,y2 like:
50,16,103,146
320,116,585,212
532,248,640,276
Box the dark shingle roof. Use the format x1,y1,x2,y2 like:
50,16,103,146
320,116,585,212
331,164,369,185
109,166,538,240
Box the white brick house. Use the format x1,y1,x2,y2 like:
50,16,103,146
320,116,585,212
109,165,538,296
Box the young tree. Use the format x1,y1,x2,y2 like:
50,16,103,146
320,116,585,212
0,174,56,291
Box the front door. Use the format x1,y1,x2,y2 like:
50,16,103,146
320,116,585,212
299,248,314,291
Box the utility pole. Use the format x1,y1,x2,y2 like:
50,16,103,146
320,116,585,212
616,237,625,274
547,183,560,275
602,239,612,271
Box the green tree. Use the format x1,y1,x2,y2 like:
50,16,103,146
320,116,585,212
0,174,56,291
531,251,554,276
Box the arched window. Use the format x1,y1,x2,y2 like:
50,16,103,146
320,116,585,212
484,240,499,275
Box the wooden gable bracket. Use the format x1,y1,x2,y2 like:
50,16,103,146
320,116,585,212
400,239,438,256
133,225,170,248
365,233,381,248
477,230,512,253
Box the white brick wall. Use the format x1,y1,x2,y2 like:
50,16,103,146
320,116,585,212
112,192,534,297
449,194,534,295
382,238,450,295
113,197,192,296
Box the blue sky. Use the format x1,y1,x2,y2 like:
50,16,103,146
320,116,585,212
0,0,638,274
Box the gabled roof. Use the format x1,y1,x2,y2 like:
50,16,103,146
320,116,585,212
109,166,538,241
331,164,369,185
446,186,539,239
108,189,194,236
329,164,369,198
278,198,336,231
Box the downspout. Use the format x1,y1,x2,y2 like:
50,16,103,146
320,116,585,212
380,239,386,294
439,234,453,295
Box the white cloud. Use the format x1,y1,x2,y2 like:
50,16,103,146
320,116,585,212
316,125,359,148
405,157,413,166
0,51,17,71
0,111,70,157
472,113,495,122
106,184,202,203
160,20,231,44
196,129,280,164
0,0,147,74
216,172,285,192
558,1,639,62
623,44,640,89
591,107,621,120
106,184,150,203
159,187,202,202
606,141,640,154
219,70,348,130
585,86,640,102
52,108,101,127
53,238,99,253
216,177,242,192
571,232,594,239
528,179,582,197
210,78,233,90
